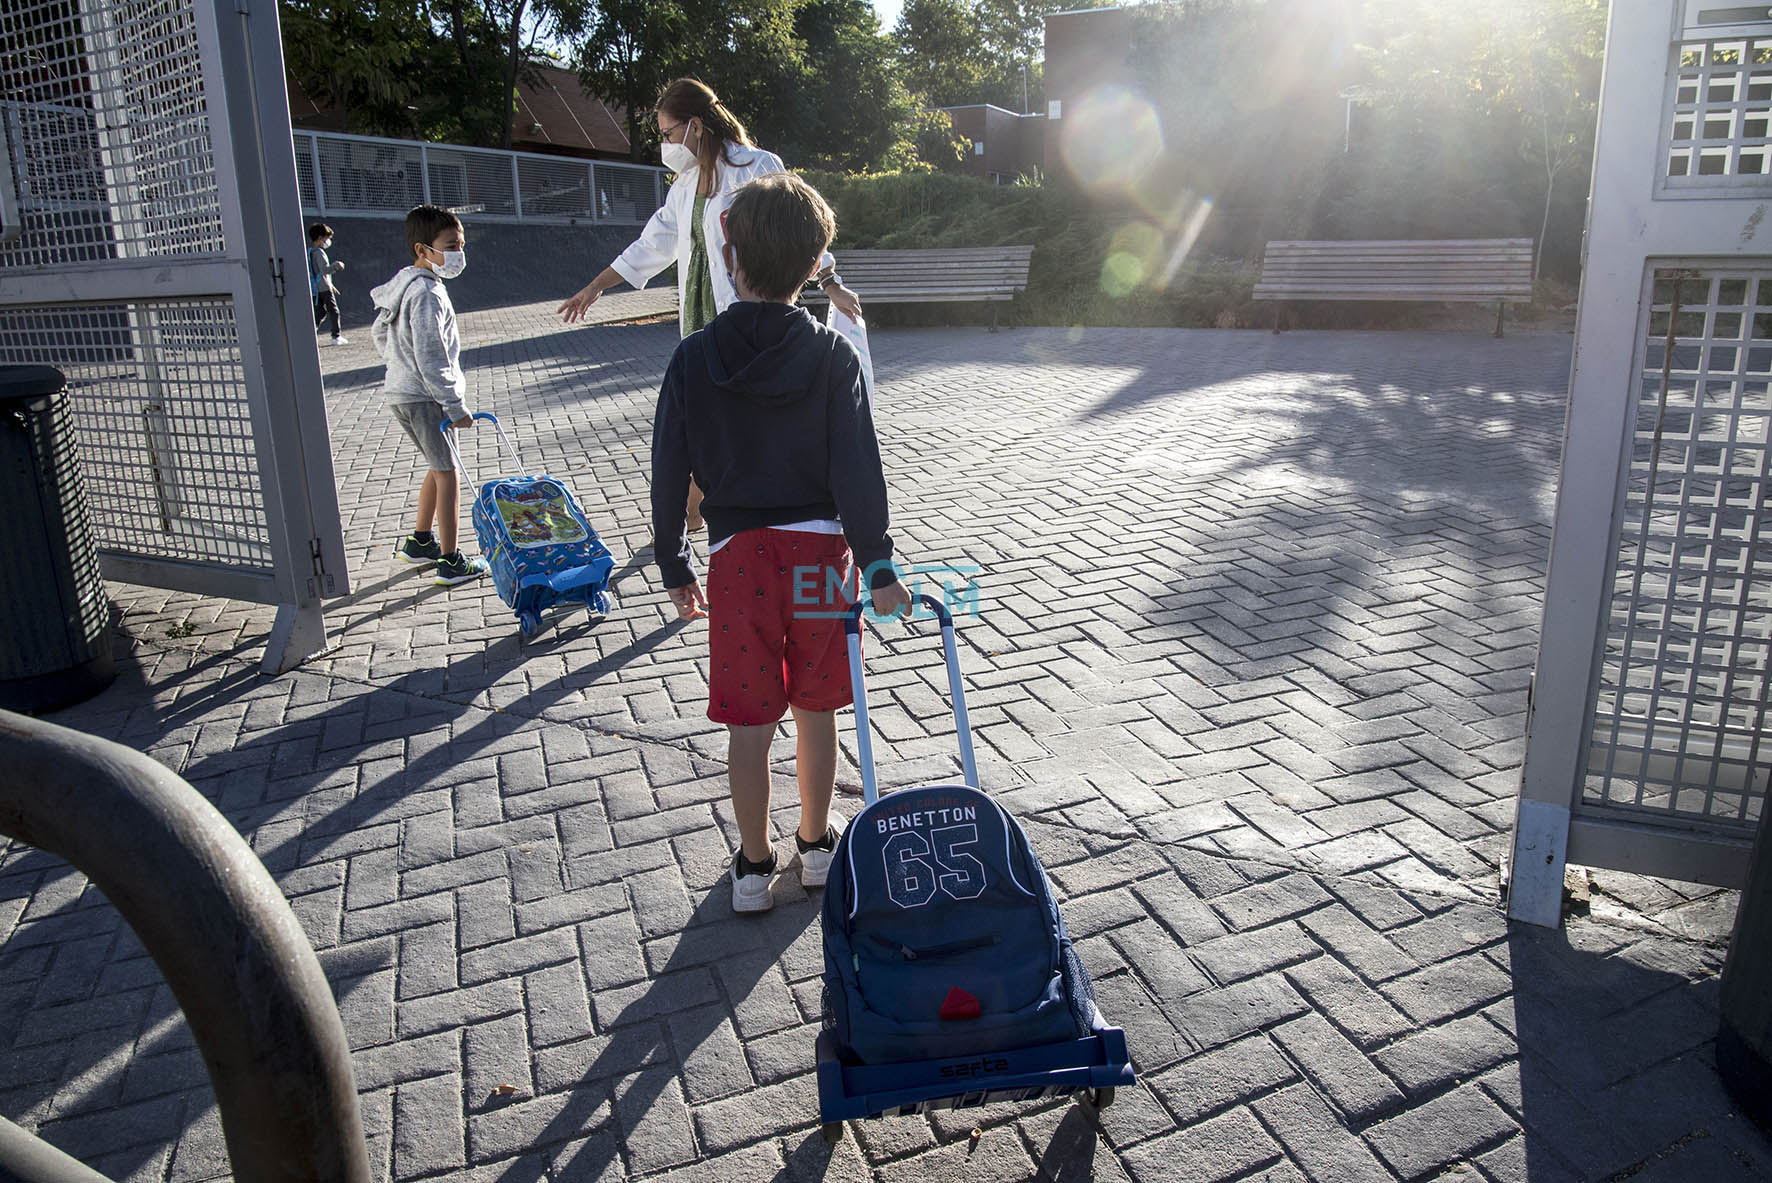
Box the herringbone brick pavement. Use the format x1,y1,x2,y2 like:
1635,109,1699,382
2,300,1763,1180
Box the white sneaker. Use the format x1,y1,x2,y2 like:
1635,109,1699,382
731,849,776,914
796,818,841,889
330,335,350,345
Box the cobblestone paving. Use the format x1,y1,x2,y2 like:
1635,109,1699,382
3,295,1767,1181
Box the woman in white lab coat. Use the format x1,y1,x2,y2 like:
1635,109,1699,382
558,78,862,332
559,78,861,528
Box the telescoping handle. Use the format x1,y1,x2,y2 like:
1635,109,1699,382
844,594,978,806
439,411,526,484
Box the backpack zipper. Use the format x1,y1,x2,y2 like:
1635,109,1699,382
869,933,1000,961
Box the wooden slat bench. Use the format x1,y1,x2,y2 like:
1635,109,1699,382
1252,238,1536,336
803,245,1035,330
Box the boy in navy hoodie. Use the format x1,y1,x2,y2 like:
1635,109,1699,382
651,173,911,914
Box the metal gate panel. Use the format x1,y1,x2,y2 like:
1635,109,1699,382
425,146,518,218
1511,1,1772,925
0,0,228,265
0,0,350,670
518,155,594,219
0,298,274,575
1585,266,1772,833
294,132,321,209
1661,31,1772,189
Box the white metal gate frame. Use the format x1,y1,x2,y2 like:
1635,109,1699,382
1511,0,1772,925
0,0,349,674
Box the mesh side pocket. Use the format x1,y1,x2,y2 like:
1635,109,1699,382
1061,940,1098,1035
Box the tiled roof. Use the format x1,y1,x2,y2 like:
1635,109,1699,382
513,64,632,158
286,62,633,159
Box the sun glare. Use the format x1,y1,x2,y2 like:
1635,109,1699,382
1063,86,1217,298
1060,86,1164,193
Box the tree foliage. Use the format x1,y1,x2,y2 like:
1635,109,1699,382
894,0,1057,112
281,0,435,137
574,0,684,160
282,0,587,148
575,0,939,172
280,0,1056,168
1123,0,1345,243
1345,0,1605,277
766,0,915,172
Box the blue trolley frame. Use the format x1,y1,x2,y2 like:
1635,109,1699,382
819,594,1135,1130
441,412,614,637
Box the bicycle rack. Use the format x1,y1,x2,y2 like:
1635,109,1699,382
0,709,370,1182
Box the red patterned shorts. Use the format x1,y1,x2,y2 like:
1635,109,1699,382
706,529,855,726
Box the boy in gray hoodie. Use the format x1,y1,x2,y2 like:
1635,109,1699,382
370,204,488,586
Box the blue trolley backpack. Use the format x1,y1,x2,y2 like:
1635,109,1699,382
441,412,614,637
816,595,1134,1135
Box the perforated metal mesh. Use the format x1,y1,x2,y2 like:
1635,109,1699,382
519,156,595,218
294,131,664,224
294,132,320,209
0,299,274,570
426,146,516,217
1665,37,1772,183
313,135,424,213
1585,268,1772,833
594,161,663,225
0,0,226,268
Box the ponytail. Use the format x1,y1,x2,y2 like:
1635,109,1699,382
656,78,754,175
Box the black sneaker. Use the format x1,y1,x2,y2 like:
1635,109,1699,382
433,552,489,586
731,849,777,913
396,534,442,565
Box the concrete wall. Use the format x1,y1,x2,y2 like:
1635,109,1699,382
309,217,651,328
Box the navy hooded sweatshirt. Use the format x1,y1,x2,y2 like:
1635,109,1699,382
651,300,896,591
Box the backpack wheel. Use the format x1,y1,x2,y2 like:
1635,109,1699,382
518,611,541,637
1082,1087,1115,1112
821,1122,845,1144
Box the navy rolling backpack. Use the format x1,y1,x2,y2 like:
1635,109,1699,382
822,781,1099,1064
820,597,1102,1067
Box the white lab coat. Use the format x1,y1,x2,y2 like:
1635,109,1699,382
608,144,833,320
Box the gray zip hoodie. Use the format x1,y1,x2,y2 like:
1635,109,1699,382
370,266,468,421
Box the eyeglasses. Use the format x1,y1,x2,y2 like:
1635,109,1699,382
659,121,688,143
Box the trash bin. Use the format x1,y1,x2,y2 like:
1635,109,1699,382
1719,804,1772,1132
0,365,115,712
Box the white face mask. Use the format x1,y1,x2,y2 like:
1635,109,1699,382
429,246,466,280
661,122,698,173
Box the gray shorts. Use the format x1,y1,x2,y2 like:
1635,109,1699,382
390,401,455,471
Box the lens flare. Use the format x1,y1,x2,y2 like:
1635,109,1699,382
1099,221,1164,298
1060,86,1164,196
1157,197,1215,287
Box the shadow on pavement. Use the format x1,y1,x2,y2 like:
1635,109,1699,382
0,611,700,1173
1504,924,1768,1179
525,890,815,1180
